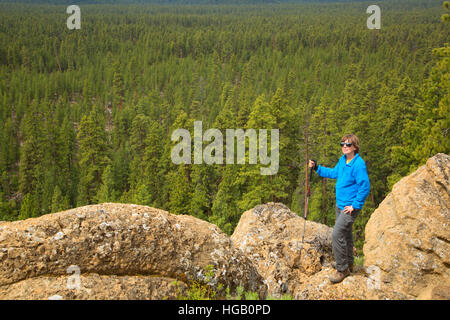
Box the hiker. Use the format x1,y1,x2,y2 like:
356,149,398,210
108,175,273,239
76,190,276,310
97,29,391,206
309,134,370,284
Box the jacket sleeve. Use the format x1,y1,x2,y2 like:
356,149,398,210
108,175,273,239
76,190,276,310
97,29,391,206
351,162,370,210
316,161,339,179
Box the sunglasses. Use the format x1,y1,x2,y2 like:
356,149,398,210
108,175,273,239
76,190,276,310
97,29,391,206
340,142,353,147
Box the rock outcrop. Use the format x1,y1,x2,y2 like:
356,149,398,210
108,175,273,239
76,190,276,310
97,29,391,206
231,154,449,300
231,202,402,300
1,153,448,300
364,153,450,299
230,202,333,298
0,203,266,300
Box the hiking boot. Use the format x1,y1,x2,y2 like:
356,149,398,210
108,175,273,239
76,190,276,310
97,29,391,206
329,268,350,284
331,261,353,273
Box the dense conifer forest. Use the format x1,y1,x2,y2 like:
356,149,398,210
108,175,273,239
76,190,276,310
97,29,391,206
0,0,448,252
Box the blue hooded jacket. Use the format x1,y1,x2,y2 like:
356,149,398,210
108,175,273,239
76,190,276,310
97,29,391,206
316,153,370,210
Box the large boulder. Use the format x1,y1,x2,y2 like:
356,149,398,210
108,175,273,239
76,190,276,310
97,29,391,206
231,202,334,298
0,203,266,300
364,153,450,299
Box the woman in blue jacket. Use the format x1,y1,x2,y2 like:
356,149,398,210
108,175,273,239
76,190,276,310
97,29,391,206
309,134,370,284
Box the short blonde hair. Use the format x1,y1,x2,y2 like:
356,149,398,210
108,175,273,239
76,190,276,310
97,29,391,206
341,134,360,153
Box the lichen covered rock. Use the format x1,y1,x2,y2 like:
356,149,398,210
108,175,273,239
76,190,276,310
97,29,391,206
231,202,334,298
0,203,266,299
364,153,450,299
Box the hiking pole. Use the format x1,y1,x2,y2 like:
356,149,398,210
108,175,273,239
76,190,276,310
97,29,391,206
302,164,314,243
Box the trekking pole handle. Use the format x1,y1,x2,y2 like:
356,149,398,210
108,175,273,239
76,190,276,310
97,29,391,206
309,159,318,171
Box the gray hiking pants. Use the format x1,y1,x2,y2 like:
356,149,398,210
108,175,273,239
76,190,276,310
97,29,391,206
332,205,360,272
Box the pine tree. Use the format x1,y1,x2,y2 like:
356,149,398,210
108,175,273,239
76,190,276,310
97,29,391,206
132,183,152,206
309,93,340,224
18,102,44,197
210,165,241,235
129,114,151,189
0,192,18,222
268,87,299,204
77,107,110,205
112,59,124,110
189,167,210,221
237,94,288,211
377,77,418,193
141,120,165,206
18,193,37,220
51,185,63,213
95,165,117,203
237,58,257,127
111,145,130,196
0,118,19,198
168,165,191,215
56,116,77,207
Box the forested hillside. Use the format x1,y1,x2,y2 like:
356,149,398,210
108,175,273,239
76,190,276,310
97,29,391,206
0,1,448,252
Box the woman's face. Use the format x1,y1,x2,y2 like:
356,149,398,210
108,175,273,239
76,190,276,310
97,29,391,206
341,139,356,157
